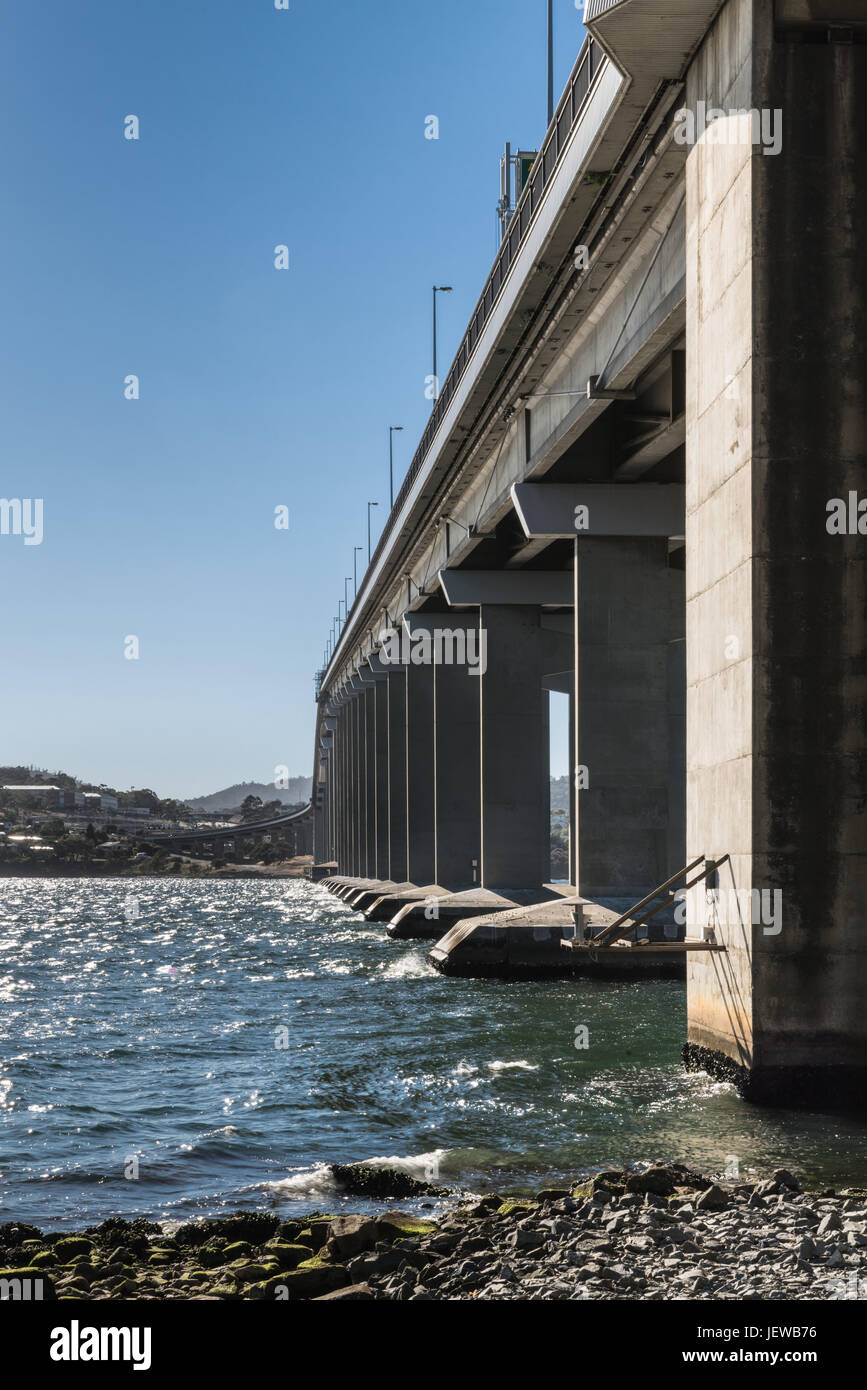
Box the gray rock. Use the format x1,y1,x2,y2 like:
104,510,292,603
696,1184,729,1212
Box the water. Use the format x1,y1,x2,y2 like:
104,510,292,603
0,877,865,1231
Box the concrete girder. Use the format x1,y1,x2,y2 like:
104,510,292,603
511,482,685,541
438,569,572,608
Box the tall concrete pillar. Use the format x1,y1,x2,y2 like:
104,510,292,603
684,0,867,1103
336,705,347,871
434,649,481,889
347,696,357,875
363,684,376,876
478,606,551,889
387,669,407,881
405,659,436,885
352,692,363,876
372,676,389,878
574,537,685,898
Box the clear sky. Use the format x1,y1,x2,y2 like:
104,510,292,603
0,0,584,798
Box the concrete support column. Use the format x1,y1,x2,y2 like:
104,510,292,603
574,537,685,898
363,685,376,876
372,677,389,878
387,670,407,881
352,695,361,878
405,660,436,885
479,605,550,890
336,706,347,871
684,0,867,1103
434,651,481,889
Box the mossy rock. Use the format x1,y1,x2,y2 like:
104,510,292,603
29,1249,57,1268
262,1243,310,1270
197,1245,229,1268
209,1283,242,1299
379,1217,436,1240
55,1238,93,1260
268,1262,350,1300
221,1241,252,1261
233,1263,271,1284
329,1162,448,1199
497,1200,534,1217
276,1221,303,1243
147,1254,172,1267
0,1267,57,1299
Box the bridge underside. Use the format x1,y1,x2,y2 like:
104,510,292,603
314,0,867,1107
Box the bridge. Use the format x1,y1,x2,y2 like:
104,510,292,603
310,0,867,1106
140,803,314,859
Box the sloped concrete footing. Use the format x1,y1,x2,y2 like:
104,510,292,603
427,896,684,979
387,887,563,939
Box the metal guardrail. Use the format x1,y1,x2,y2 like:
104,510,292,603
582,0,618,22
333,36,603,664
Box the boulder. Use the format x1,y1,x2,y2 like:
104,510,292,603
773,1169,801,1192
314,1282,375,1300
268,1261,351,1299
696,1184,729,1211
54,1237,93,1261
323,1216,382,1260
262,1242,311,1270
625,1167,675,1197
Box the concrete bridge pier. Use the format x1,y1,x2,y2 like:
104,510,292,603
683,0,867,1105
404,650,436,887
386,668,407,882
478,605,561,891
434,647,481,889
573,535,685,905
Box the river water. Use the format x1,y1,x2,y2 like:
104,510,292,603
1,877,864,1230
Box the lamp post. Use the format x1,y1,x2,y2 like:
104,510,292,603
367,501,379,563
432,285,453,402
344,576,352,618
388,425,404,508
547,0,554,126
353,545,363,594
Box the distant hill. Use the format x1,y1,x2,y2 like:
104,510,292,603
185,779,312,812
550,775,570,813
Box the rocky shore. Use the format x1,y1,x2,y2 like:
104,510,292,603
3,1163,865,1301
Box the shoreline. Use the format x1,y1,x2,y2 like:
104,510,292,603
3,1162,865,1301
0,860,311,880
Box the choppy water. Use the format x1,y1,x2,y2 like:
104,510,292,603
0,877,865,1231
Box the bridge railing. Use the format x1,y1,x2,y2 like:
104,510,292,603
338,35,601,649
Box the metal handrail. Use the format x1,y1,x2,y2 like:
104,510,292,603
335,36,602,662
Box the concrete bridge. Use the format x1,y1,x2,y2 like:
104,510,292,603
140,803,314,860
311,0,867,1106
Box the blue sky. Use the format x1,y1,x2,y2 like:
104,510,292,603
0,0,583,798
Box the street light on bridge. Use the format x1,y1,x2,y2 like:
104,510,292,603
353,545,363,595
367,501,379,563
432,286,452,403
344,576,352,617
389,425,404,508
547,0,554,126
